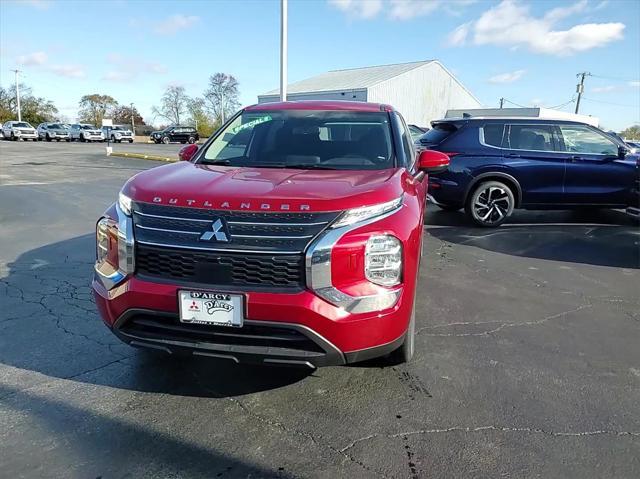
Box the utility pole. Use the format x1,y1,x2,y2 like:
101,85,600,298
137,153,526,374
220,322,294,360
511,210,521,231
280,0,288,101
11,69,22,121
499,97,504,109
574,72,590,114
130,102,135,134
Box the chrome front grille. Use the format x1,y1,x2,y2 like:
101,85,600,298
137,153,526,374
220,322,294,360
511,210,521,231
132,202,339,254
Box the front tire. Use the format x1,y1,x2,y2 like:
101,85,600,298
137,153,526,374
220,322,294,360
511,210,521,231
188,136,196,144
387,300,416,365
465,180,515,227
162,136,170,144
128,139,133,143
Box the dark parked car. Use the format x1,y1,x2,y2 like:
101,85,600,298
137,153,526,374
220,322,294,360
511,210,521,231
416,117,640,226
150,126,199,144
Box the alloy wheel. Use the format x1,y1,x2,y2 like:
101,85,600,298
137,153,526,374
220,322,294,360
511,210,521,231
473,185,511,225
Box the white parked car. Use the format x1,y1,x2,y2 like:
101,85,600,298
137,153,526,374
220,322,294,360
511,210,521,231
37,122,71,142
102,125,134,143
69,124,105,142
2,121,38,141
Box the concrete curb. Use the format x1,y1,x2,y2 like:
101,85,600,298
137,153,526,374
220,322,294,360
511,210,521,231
109,152,176,162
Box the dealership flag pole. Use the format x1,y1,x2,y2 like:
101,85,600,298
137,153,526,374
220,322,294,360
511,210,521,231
280,0,288,101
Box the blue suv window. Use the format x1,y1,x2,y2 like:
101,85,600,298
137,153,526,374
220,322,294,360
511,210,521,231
506,124,557,151
482,124,505,147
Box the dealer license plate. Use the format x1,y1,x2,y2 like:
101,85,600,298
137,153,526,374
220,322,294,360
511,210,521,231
178,291,244,327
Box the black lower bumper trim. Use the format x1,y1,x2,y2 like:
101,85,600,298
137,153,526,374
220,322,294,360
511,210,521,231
112,309,345,368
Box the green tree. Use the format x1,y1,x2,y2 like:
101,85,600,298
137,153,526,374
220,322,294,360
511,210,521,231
0,84,58,125
186,97,219,138
620,125,640,140
78,94,118,127
152,85,189,125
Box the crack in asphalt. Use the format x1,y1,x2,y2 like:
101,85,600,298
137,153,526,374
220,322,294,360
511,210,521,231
416,302,592,337
339,425,640,454
189,371,388,478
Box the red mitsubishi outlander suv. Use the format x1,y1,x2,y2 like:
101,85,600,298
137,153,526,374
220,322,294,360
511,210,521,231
92,101,449,367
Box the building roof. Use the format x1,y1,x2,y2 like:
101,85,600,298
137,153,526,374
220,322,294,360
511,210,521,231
246,100,394,112
260,60,434,96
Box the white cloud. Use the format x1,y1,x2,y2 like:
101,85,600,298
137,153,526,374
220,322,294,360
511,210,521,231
389,0,439,20
488,69,525,84
103,54,167,82
329,0,475,20
328,0,383,19
49,64,85,79
448,0,625,56
448,22,471,45
16,51,47,66
153,14,200,35
630,81,640,88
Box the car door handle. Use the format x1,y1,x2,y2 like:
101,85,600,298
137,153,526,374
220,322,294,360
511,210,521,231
505,153,520,158
569,155,583,162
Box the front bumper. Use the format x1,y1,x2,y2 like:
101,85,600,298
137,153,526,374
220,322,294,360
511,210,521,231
92,273,411,367
15,132,38,139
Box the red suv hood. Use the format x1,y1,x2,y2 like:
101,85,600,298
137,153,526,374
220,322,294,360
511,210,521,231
123,162,406,212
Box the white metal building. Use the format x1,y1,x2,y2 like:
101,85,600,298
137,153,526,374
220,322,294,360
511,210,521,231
258,60,481,126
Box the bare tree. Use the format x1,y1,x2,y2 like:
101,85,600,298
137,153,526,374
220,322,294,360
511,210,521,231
203,73,240,123
152,85,189,125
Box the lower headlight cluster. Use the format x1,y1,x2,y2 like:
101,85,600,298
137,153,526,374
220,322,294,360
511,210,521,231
365,235,402,286
96,217,119,267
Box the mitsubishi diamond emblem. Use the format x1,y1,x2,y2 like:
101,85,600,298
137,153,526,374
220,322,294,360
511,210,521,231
200,219,229,242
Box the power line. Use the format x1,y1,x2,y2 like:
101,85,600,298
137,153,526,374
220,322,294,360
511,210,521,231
503,98,527,108
590,73,640,83
581,97,640,108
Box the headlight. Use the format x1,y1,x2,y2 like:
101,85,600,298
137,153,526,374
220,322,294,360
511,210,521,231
118,192,132,216
14,130,21,135
96,217,119,267
332,197,403,229
365,235,402,286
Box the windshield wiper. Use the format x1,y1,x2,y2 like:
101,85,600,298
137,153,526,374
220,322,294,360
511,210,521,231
200,159,233,165
253,163,337,170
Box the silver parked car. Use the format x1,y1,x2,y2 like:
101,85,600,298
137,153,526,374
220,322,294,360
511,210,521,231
69,123,105,142
37,122,71,142
102,125,134,143
2,121,38,141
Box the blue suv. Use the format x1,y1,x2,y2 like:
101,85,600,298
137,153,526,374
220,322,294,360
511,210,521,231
416,118,640,226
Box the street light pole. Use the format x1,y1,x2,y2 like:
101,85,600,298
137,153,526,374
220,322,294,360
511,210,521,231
130,102,135,134
280,0,288,101
11,69,22,121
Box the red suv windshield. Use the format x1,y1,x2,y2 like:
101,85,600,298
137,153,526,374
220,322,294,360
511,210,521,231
200,110,394,170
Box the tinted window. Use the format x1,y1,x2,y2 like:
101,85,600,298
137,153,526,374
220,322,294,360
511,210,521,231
418,123,457,145
558,125,618,156
507,124,556,151
202,110,394,170
482,124,504,147
397,116,415,167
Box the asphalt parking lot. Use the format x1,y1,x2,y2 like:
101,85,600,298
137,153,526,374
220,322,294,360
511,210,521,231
1,140,639,478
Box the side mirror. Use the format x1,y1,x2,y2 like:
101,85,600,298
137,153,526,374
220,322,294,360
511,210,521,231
618,145,630,158
179,144,198,162
417,150,450,174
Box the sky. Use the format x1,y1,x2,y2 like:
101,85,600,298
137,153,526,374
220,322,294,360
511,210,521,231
0,0,638,130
